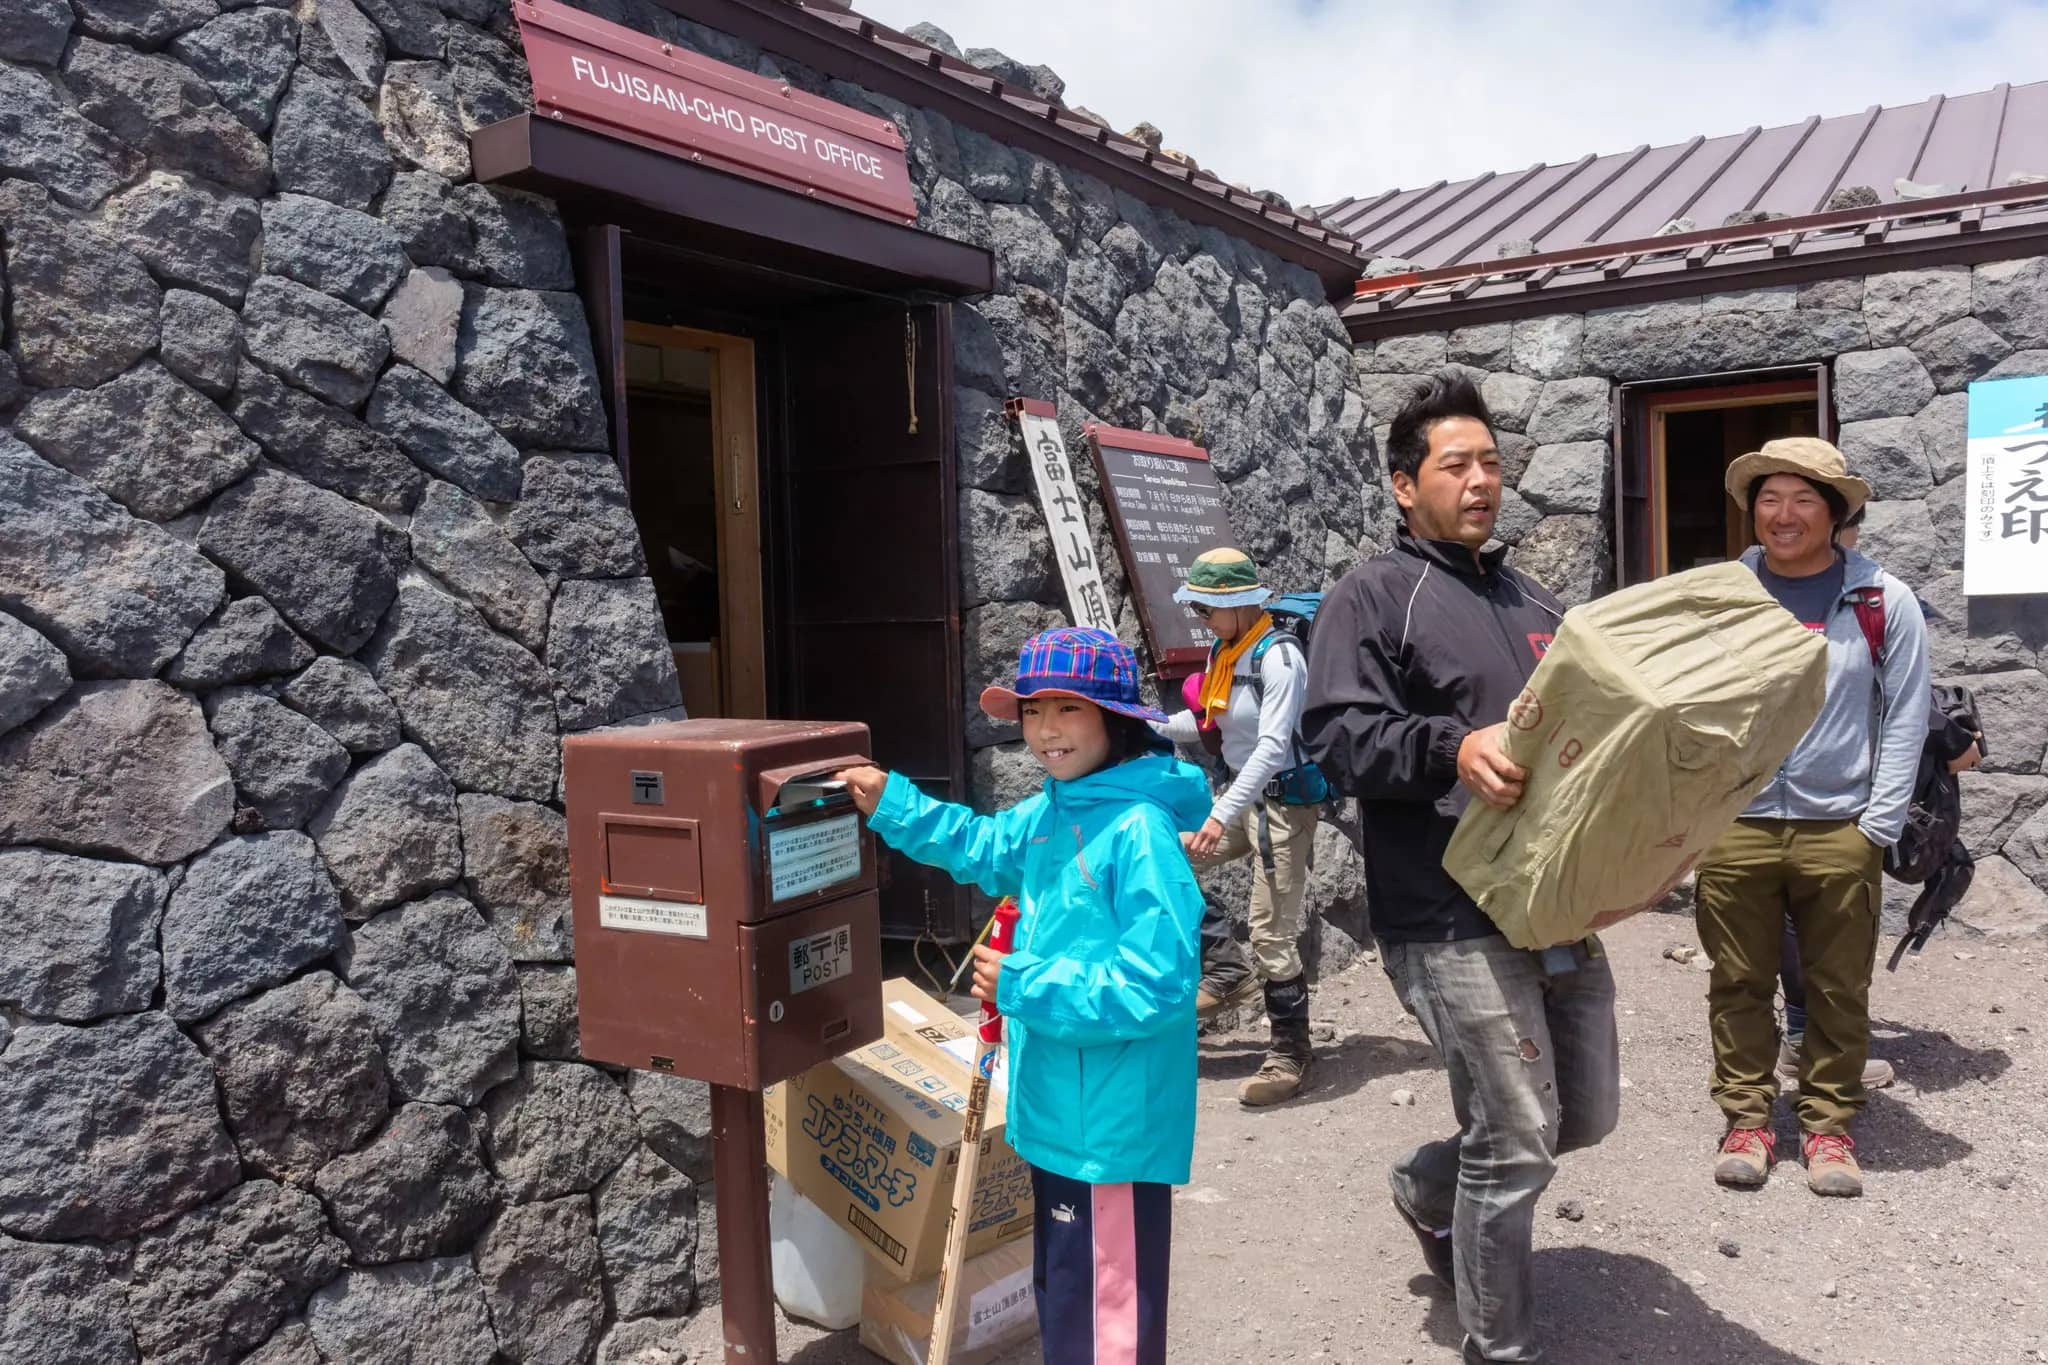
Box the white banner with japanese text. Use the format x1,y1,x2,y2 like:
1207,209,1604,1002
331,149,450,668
1964,374,2048,597
1015,406,1117,632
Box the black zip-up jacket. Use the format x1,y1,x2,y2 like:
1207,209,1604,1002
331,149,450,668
1302,527,1564,943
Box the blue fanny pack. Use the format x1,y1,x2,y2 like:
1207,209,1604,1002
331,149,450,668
1266,760,1328,806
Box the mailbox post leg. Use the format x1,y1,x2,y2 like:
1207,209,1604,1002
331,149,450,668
710,1082,778,1364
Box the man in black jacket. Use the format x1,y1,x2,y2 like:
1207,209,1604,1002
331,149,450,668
1303,371,1619,1365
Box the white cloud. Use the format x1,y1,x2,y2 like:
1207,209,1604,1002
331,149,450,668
851,0,2048,211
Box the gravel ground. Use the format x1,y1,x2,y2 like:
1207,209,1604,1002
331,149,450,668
671,913,2046,1364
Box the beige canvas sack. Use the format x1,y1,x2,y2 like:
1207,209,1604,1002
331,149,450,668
1443,561,1828,949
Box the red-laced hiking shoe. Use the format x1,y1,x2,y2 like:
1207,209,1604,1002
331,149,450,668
1714,1126,1776,1187
1803,1132,1863,1197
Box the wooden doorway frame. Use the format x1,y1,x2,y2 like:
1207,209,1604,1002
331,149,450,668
1643,377,1818,577
623,321,767,718
1614,364,1831,586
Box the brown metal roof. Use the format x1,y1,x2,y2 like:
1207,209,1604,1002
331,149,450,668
1325,79,2048,268
1324,79,2048,328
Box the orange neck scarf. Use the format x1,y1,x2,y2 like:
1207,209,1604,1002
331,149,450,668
1197,613,1272,717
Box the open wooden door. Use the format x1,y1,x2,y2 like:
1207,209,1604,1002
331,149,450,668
576,225,631,481
1613,365,1829,587
621,323,767,719
778,301,970,942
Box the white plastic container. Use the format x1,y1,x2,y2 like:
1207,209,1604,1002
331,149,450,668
769,1169,866,1329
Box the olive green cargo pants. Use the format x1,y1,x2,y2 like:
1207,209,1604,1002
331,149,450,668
1694,817,1881,1135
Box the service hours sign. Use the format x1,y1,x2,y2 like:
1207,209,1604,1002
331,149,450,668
1084,424,1238,676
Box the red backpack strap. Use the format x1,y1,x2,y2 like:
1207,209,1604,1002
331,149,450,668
1851,588,1886,667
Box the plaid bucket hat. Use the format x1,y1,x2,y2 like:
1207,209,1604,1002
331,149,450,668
978,627,1167,723
1171,547,1272,609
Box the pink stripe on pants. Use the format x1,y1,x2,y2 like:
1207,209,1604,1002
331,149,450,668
1090,1183,1139,1365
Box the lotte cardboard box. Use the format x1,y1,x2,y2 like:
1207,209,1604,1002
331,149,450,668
763,978,1033,1283
859,1237,1037,1365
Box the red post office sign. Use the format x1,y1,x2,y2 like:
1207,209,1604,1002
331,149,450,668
512,0,916,224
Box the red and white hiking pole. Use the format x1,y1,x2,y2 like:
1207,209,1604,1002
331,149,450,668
928,897,1020,1365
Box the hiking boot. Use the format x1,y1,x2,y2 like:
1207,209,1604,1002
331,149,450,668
1195,973,1259,1023
1239,975,1313,1106
1713,1125,1776,1187
1239,1051,1311,1106
1389,1176,1454,1288
1803,1132,1863,1197
1776,1035,1895,1089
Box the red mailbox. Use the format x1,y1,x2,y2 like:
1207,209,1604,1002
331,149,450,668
563,718,888,1365
563,718,884,1089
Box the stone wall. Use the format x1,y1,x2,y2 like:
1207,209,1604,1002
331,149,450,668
0,0,710,1360
1353,262,2048,938
0,1,1384,1360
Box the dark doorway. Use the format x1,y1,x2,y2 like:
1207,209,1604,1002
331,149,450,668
578,227,973,941
778,302,966,945
1616,369,1828,586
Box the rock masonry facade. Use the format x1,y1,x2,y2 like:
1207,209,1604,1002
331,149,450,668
0,0,1381,1359
1352,263,2048,937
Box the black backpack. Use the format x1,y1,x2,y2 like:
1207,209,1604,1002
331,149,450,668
1884,683,1982,885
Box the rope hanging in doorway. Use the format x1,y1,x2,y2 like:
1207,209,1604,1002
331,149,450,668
904,312,920,435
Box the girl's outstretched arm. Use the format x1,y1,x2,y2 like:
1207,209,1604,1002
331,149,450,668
840,766,1040,899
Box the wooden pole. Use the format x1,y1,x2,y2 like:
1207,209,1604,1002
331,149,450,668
927,899,1020,1365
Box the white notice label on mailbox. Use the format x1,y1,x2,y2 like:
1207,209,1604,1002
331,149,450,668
791,924,852,995
599,895,708,938
768,813,862,900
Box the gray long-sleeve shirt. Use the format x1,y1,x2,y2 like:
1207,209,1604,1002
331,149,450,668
1738,545,1931,846
1154,637,1308,827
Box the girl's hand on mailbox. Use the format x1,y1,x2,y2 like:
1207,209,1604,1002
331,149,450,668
969,943,1007,1004
836,766,889,816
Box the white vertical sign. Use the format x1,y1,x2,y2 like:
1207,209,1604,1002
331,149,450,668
1964,374,2048,597
1014,407,1117,632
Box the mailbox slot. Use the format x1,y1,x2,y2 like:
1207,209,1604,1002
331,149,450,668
754,753,871,816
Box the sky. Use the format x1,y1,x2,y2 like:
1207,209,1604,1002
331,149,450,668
853,0,2048,212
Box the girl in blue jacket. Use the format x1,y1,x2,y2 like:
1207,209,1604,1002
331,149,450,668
839,626,1210,1364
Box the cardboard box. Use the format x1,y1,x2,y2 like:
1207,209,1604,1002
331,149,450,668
764,978,1033,1283
858,1237,1037,1365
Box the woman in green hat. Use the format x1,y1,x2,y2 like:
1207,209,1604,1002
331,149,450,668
1153,547,1324,1106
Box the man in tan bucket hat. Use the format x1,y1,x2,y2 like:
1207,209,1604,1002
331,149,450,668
1696,437,1930,1198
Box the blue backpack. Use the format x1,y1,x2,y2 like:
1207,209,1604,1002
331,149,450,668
1243,592,1328,807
